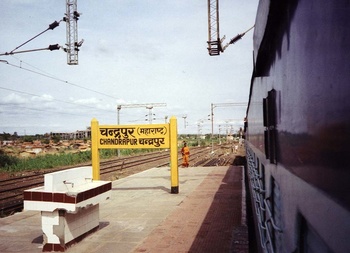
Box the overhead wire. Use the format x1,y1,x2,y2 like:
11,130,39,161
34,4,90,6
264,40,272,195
0,86,115,114
0,103,93,118
0,58,159,128
10,55,62,78
0,59,120,100
0,58,119,120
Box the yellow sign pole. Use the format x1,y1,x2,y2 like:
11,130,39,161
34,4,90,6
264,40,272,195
91,118,100,180
169,116,179,193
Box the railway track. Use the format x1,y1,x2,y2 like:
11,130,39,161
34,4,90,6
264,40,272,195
0,145,243,217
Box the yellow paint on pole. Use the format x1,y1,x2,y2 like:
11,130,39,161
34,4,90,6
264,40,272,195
169,116,179,194
91,118,100,180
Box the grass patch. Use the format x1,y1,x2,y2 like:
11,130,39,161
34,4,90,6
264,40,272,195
0,148,158,173
0,152,91,173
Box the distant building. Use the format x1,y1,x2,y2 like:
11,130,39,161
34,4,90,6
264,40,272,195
51,129,91,140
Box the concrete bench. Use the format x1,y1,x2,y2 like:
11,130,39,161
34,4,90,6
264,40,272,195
24,166,111,252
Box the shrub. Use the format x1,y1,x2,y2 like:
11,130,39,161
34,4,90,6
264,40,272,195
0,150,19,168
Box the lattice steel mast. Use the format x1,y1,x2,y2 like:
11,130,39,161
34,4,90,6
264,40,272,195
64,0,82,65
207,0,254,56
207,0,222,56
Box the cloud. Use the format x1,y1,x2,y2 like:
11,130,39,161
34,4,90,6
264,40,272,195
1,93,27,104
0,93,58,114
71,97,100,105
31,94,54,102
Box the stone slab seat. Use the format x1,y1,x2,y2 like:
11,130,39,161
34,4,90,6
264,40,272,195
24,166,111,212
23,166,111,252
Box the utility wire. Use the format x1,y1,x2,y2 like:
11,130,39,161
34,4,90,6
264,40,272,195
0,103,96,118
0,60,120,100
0,86,115,114
10,55,60,78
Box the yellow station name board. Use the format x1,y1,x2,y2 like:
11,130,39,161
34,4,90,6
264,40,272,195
91,117,178,193
97,124,170,149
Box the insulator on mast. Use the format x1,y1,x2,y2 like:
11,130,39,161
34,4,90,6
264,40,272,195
229,34,243,44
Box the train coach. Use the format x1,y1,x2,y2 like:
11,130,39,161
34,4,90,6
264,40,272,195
244,0,350,252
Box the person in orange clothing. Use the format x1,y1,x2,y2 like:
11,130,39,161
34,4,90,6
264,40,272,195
181,142,190,167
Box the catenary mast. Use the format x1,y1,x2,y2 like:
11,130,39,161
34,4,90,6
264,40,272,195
65,0,81,65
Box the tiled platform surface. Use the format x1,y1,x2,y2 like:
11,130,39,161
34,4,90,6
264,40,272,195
0,166,248,253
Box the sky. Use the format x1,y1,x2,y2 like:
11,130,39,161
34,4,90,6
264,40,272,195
0,0,258,136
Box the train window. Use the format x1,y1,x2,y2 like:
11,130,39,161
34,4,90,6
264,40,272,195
264,130,270,159
299,217,332,253
258,163,265,208
267,90,276,127
263,89,277,164
269,128,277,164
264,177,283,252
272,178,283,252
253,152,257,167
259,163,265,191
263,98,268,127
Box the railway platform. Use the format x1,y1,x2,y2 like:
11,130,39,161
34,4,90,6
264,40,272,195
0,165,248,253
